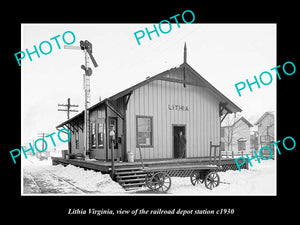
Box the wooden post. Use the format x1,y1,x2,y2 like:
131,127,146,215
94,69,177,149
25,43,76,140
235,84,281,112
209,141,212,164
138,145,144,169
111,141,115,176
213,145,217,165
105,104,109,161
219,141,221,167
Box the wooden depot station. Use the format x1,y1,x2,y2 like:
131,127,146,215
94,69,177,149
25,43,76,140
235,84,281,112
52,44,248,190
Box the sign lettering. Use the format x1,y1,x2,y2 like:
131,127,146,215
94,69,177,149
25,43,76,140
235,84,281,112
168,105,189,111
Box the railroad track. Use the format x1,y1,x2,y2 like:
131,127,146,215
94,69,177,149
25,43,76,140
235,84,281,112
23,159,98,194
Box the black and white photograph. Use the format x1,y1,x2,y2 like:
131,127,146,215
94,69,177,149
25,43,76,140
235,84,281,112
21,23,277,195
4,5,298,221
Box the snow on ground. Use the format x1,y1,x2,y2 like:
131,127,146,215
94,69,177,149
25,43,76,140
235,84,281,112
22,155,276,195
22,156,125,195
50,164,125,194
22,154,53,166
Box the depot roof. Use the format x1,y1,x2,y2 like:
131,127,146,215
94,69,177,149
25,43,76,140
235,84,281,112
57,62,242,129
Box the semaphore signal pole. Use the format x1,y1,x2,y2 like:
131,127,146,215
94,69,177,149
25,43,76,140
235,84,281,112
58,98,79,119
64,40,98,159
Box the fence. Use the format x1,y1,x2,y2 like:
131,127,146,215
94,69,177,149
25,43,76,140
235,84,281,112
221,150,253,159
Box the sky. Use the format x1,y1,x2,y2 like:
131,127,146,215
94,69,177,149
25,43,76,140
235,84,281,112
21,23,276,146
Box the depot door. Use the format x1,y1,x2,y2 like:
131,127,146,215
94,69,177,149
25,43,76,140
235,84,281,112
173,125,186,159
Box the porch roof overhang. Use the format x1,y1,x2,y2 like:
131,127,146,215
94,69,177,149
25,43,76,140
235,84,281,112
56,98,125,130
56,110,84,132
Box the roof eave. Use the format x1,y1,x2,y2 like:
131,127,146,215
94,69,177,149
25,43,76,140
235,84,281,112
56,111,84,129
182,62,242,113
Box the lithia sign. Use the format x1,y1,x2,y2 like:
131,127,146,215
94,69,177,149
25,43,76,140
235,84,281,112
168,104,189,111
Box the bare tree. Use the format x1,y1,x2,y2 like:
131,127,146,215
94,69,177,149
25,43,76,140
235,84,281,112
221,113,244,152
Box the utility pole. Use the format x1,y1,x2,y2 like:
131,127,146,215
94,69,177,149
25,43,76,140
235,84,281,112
64,40,98,159
58,98,79,119
37,133,49,149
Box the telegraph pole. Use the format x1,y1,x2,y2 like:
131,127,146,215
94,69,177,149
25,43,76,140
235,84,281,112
37,133,49,153
58,98,79,119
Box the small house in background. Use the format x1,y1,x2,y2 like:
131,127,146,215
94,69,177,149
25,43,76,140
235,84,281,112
221,116,253,157
254,111,275,157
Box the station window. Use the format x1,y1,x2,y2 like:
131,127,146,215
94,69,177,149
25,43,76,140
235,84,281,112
91,122,96,148
98,123,104,148
136,116,153,147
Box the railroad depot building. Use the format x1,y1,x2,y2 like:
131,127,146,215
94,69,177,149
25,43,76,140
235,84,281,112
56,45,242,163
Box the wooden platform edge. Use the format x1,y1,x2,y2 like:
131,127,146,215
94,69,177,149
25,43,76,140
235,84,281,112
142,164,218,172
51,157,111,173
